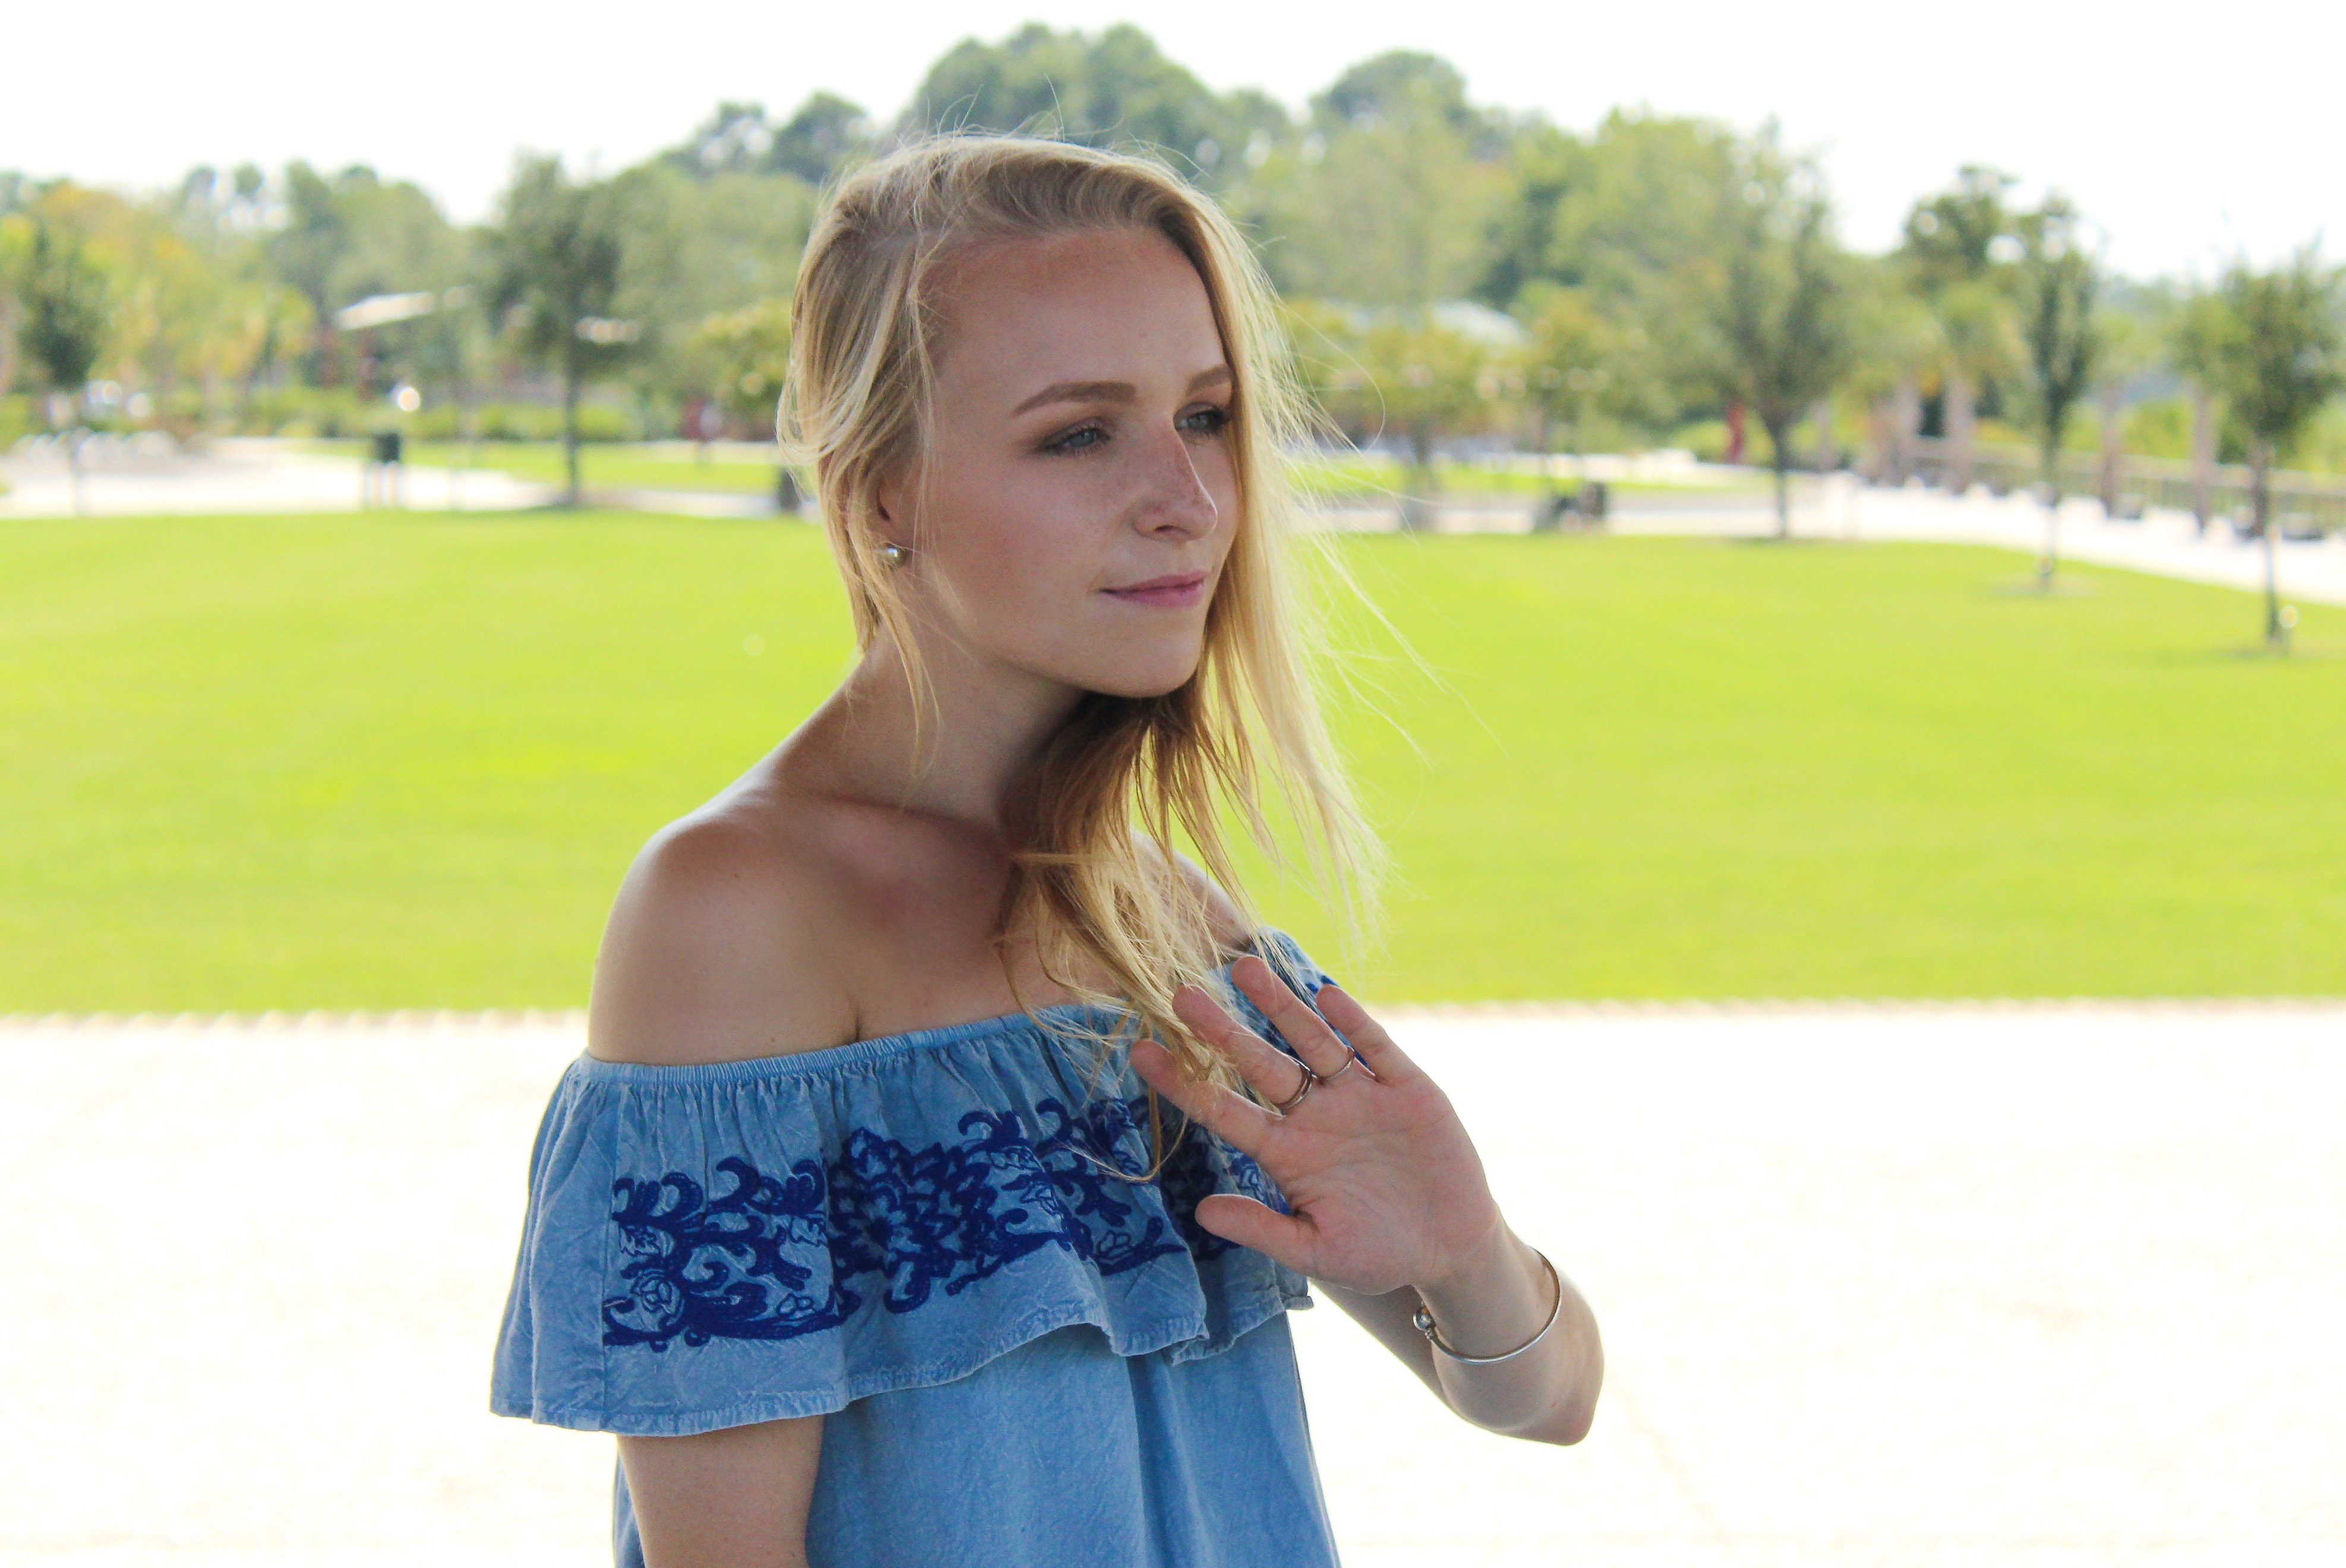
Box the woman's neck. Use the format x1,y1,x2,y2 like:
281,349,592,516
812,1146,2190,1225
788,631,1085,831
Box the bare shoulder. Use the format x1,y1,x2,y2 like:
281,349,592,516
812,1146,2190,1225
1165,847,1253,956
588,797,860,1067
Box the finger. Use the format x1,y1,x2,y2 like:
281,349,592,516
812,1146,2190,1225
1309,983,1423,1086
1128,1038,1277,1160
1227,954,1357,1081
1192,1193,1317,1270
1172,985,1322,1110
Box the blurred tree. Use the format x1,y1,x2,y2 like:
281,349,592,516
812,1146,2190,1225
487,156,634,505
15,195,113,409
264,162,349,346
1544,112,1743,305
1473,119,1581,308
1695,142,1855,538
2195,249,2345,646
770,94,874,185
1476,110,1749,428
665,102,778,176
690,296,792,435
904,23,1278,183
2013,195,2099,583
1247,90,1495,308
263,162,466,391
2168,289,2234,534
1515,285,1646,519
662,94,873,187
1840,254,1941,482
2088,308,2153,515
1312,50,1483,139
1898,166,2020,491
0,216,18,402
1240,53,1518,311
1307,307,1491,529
11,187,115,510
600,163,815,429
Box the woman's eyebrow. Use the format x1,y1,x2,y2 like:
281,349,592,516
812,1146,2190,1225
1010,365,1232,416
1013,379,1133,415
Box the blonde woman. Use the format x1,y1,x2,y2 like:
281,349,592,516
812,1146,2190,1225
492,136,1600,1568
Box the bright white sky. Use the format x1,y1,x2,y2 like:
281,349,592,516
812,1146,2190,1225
4,0,2334,280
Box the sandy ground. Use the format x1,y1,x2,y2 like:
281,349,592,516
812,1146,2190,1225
4,1001,2339,1567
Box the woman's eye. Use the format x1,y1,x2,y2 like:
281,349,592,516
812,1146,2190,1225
1178,405,1231,438
1049,423,1108,454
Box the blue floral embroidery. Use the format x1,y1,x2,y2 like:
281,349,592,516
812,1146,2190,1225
604,1095,1277,1352
605,1157,856,1349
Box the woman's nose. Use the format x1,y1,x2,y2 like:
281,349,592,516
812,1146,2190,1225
1128,426,1220,540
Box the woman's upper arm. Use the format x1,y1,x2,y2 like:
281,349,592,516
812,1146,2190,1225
587,818,844,1563
618,1418,825,1568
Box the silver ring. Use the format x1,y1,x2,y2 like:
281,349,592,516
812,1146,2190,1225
1271,1057,1316,1114
1318,1048,1363,1084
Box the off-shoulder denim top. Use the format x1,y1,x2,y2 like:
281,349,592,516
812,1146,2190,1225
491,928,1345,1568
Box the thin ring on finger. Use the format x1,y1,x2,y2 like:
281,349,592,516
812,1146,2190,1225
1271,1056,1316,1114
1316,1047,1366,1085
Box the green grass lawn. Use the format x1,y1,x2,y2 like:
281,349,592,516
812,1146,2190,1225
4,516,2341,1010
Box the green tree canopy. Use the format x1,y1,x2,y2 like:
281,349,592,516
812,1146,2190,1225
661,94,873,187
2013,195,2100,579
1311,51,1479,138
905,23,1280,181
487,156,634,504
12,189,114,403
2192,249,2345,642
690,297,792,435
1694,143,1855,535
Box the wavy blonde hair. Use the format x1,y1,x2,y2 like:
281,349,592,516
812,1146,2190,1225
782,134,1376,1085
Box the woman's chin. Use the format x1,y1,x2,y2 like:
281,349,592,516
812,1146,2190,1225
1075,654,1204,701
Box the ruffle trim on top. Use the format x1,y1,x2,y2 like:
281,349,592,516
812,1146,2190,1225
491,930,1331,1436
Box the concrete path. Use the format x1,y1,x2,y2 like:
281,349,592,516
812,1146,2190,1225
12,437,2341,611
5,1003,2339,1566
0,439,554,517
1789,479,2346,611
1324,476,2346,610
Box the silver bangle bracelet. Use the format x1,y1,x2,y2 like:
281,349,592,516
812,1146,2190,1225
1411,1249,1563,1366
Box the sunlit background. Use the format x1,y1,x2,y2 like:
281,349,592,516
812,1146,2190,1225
4,6,2342,1566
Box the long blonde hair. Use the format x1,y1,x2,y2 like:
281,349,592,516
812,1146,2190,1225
782,134,1376,1085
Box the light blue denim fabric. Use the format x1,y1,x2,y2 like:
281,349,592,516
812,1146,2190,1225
492,929,1344,1568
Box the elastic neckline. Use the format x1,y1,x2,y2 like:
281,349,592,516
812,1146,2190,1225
573,931,1309,1089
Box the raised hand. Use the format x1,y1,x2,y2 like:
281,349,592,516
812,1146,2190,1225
1128,955,1505,1298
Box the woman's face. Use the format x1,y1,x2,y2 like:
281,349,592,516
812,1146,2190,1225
882,225,1238,700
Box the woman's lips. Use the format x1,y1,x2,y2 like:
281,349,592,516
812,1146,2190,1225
1102,571,1207,608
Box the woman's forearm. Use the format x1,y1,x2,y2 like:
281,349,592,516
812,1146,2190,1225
1410,1224,1602,1443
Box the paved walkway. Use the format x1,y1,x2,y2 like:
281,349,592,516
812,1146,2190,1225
0,439,554,516
12,440,2342,611
1765,478,2346,610
1329,475,2346,609
5,1003,2339,1566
